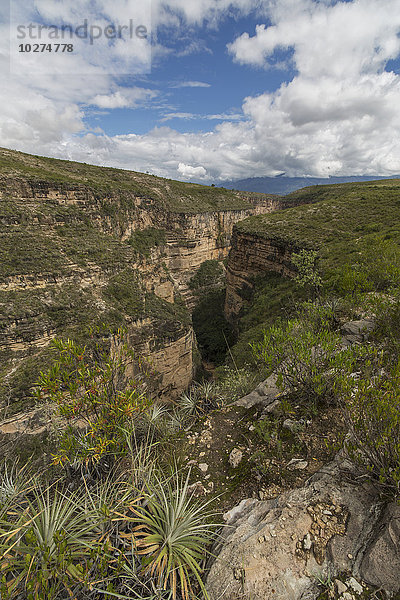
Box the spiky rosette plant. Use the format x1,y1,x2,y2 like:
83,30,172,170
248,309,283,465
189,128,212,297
0,485,100,600
126,471,218,600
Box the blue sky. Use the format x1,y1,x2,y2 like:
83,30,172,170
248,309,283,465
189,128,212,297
2,0,400,182
86,10,287,136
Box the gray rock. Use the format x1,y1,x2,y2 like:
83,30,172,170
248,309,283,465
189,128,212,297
335,579,348,595
198,463,208,473
223,498,258,524
360,502,400,593
346,577,363,595
206,456,382,600
341,319,374,345
287,458,308,470
235,374,280,409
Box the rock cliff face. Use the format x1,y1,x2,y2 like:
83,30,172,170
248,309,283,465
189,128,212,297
0,148,283,409
225,229,302,323
163,201,278,307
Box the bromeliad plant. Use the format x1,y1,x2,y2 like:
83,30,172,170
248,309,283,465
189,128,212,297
0,485,100,600
36,329,154,466
126,470,218,600
0,462,35,510
176,381,222,422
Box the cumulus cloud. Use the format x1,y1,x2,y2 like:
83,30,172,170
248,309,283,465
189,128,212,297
228,0,400,77
2,0,400,182
91,88,157,109
178,162,208,178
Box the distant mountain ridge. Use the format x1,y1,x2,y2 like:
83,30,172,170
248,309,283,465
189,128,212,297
218,174,400,195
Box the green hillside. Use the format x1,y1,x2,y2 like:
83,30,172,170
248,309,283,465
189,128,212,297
237,179,400,274
230,179,400,365
0,147,252,213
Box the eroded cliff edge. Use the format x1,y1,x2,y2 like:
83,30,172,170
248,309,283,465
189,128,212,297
223,186,329,324
224,229,302,324
0,148,286,411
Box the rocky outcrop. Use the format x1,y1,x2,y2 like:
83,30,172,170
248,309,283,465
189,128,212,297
234,373,281,410
340,319,375,345
224,230,302,323
0,152,285,410
206,455,399,599
359,502,400,592
126,322,194,398
163,199,283,307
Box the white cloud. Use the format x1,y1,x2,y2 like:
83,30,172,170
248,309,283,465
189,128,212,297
154,0,263,27
160,111,244,121
178,162,207,178
228,0,400,78
91,88,157,109
172,81,211,88
161,112,196,121
1,0,400,182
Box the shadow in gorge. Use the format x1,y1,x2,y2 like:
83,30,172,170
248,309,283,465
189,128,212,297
192,289,236,369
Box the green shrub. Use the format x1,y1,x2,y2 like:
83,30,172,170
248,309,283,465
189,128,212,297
296,298,342,332
291,249,322,293
329,238,400,300
252,317,368,406
359,237,400,291
369,288,400,356
128,227,166,257
35,331,153,465
103,268,146,319
330,262,373,299
188,260,223,290
344,359,400,500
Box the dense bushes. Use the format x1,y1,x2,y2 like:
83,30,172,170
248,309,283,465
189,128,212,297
344,359,400,499
188,260,223,291
0,329,221,600
251,305,367,407
128,227,166,257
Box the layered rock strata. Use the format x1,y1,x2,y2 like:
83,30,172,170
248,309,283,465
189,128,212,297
225,229,301,323
0,155,282,408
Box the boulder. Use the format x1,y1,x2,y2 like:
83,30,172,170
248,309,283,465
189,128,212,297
359,502,400,593
206,456,395,600
235,374,281,410
341,319,374,345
